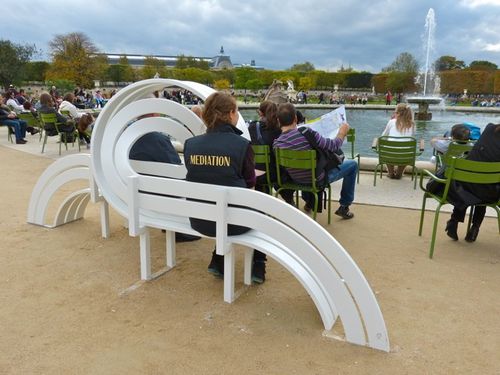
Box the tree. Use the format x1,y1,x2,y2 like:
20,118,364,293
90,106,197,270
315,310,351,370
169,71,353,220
106,56,135,83
386,71,417,93
24,61,50,82
434,55,465,71
345,72,373,88
234,67,258,89
246,78,264,92
298,76,314,91
213,79,230,91
46,32,106,88
382,52,419,73
140,56,167,79
175,54,210,70
468,60,497,70
0,39,38,89
290,61,315,72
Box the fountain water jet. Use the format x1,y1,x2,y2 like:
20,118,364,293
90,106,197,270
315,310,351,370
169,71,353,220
406,8,443,120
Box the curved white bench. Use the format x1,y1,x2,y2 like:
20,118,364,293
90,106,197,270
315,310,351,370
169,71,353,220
127,174,389,351
27,78,390,352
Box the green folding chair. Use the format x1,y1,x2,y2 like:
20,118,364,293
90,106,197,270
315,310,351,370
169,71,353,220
418,156,500,258
346,128,360,183
39,112,79,155
252,144,273,195
438,141,475,169
275,147,331,224
373,136,423,189
17,112,43,141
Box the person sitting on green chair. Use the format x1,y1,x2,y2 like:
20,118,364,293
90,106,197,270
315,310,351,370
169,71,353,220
445,123,500,242
273,103,357,219
431,123,471,155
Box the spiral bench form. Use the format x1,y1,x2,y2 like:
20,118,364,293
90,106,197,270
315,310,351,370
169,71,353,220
28,79,389,352
26,153,110,237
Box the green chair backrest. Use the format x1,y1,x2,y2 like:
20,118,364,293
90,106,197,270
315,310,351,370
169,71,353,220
60,110,71,118
346,128,356,158
377,136,418,166
445,157,500,185
442,141,474,166
275,148,318,190
252,144,272,188
17,112,40,127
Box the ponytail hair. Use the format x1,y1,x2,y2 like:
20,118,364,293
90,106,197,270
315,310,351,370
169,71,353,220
202,92,237,131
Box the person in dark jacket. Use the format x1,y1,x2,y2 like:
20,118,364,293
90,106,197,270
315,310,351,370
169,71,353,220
38,92,75,141
129,131,200,243
184,92,266,283
445,123,500,242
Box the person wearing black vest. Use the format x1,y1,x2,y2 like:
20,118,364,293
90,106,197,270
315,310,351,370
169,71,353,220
184,92,267,284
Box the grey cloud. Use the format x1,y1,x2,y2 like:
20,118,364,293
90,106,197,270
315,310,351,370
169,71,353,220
2,0,498,71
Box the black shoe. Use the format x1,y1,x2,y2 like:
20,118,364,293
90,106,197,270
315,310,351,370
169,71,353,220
28,128,40,135
175,233,201,242
16,139,27,144
252,260,266,284
207,253,224,277
445,219,459,241
335,205,354,219
465,225,480,242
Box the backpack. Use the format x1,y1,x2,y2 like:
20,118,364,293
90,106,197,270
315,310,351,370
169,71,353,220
463,122,481,141
297,127,345,213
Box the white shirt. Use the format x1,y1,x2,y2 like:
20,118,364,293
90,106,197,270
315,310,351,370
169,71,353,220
59,100,82,119
381,118,415,138
6,98,24,113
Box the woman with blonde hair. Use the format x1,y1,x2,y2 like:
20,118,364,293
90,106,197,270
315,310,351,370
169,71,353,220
381,103,416,179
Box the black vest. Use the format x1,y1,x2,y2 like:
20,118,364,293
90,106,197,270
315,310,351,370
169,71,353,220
184,123,249,188
184,123,251,237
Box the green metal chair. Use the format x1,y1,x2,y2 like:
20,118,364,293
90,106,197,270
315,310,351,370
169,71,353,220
252,144,273,195
373,136,423,189
436,141,475,170
6,125,14,143
275,147,331,224
17,112,43,141
346,128,360,183
418,156,500,258
39,112,80,155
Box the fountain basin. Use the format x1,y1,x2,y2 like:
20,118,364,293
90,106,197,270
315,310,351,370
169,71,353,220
406,97,443,120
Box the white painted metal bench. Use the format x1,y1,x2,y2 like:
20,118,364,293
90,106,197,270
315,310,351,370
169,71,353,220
27,78,389,351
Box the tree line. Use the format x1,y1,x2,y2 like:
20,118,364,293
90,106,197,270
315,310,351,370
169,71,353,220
1,33,498,94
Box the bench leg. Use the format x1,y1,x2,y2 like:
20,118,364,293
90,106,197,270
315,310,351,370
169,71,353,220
244,248,253,286
100,200,109,239
224,245,235,303
140,229,151,280
165,230,176,268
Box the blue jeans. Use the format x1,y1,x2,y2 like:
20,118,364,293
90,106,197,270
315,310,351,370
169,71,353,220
327,159,358,206
1,119,27,141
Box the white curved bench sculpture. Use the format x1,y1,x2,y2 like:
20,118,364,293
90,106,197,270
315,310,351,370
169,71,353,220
27,78,390,352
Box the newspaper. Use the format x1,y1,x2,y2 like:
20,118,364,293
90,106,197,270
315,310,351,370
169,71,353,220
304,106,347,141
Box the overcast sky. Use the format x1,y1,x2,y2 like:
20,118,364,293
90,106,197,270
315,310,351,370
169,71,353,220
4,0,500,72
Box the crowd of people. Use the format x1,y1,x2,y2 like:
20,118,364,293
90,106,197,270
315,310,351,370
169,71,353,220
0,85,95,147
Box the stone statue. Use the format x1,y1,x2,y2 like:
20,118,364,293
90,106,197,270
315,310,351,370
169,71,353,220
264,79,291,104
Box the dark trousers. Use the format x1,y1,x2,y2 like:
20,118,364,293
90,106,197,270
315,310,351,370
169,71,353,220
451,205,487,227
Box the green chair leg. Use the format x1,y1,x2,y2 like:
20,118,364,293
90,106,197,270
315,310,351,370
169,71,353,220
429,204,443,259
